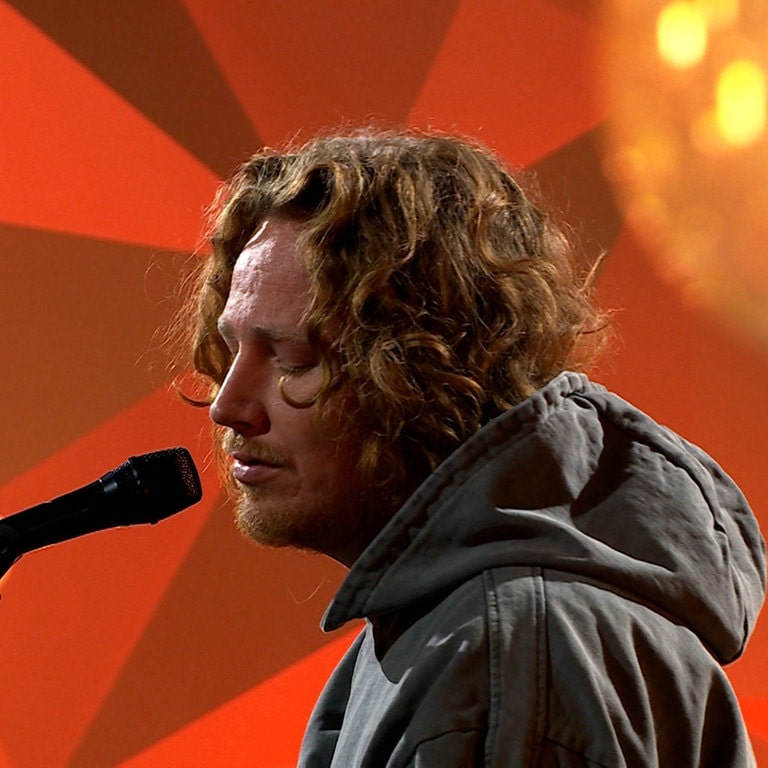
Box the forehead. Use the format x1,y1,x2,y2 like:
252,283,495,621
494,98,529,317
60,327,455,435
224,216,310,329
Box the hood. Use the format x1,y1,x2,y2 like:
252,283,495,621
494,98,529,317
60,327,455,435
323,372,766,664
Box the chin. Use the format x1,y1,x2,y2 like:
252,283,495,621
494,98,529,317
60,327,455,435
234,501,291,548
232,484,395,565
232,496,329,555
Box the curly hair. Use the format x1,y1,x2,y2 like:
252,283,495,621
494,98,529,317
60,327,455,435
187,128,607,487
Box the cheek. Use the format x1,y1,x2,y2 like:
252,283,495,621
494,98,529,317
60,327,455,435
274,380,357,468
288,408,356,476
277,402,333,455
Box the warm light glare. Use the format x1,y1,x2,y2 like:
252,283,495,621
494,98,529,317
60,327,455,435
693,0,739,29
604,3,768,349
716,59,766,146
657,2,708,69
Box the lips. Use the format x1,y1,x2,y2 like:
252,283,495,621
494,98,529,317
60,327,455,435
230,451,282,485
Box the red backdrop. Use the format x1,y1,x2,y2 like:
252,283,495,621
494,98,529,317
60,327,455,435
0,2,765,766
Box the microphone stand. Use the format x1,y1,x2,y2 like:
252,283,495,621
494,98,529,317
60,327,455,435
0,524,21,579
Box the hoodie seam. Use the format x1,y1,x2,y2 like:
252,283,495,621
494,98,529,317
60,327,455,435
484,569,501,768
484,566,548,767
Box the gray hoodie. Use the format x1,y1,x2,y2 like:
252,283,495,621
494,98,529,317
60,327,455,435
299,372,765,766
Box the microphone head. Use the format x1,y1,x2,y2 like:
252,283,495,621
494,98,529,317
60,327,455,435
110,447,203,524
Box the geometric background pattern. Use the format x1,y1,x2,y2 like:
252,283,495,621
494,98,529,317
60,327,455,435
0,1,765,765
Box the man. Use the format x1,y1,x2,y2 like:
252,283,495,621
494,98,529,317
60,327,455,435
186,130,765,765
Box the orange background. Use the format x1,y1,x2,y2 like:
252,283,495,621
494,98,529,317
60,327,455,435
0,2,766,766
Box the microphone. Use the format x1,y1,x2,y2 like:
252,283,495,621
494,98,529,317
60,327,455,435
0,447,202,566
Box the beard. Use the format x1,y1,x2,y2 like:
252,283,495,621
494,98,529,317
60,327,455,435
216,414,423,566
220,429,410,567
230,475,408,567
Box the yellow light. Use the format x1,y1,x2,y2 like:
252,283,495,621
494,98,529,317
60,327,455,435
716,59,766,146
657,2,708,69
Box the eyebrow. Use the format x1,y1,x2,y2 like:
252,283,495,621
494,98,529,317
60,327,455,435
216,317,309,345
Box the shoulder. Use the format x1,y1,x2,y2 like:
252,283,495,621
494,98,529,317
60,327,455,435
498,569,752,766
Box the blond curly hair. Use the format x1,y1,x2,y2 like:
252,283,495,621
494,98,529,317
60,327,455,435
188,129,606,487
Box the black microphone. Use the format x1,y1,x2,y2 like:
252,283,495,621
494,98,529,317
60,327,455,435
0,447,202,566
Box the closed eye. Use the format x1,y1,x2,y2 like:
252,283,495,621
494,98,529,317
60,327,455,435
269,333,319,372
273,351,319,375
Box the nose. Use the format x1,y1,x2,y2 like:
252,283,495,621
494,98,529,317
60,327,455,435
209,355,269,438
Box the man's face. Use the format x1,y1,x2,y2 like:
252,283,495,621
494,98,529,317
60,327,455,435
210,215,387,566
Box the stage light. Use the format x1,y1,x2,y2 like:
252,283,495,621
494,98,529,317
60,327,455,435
601,0,768,349
716,59,765,146
657,3,708,69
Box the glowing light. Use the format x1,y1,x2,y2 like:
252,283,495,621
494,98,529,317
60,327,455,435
657,2,708,69
716,59,766,146
602,2,768,349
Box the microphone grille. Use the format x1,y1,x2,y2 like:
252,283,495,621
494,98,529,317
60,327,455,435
127,447,203,521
